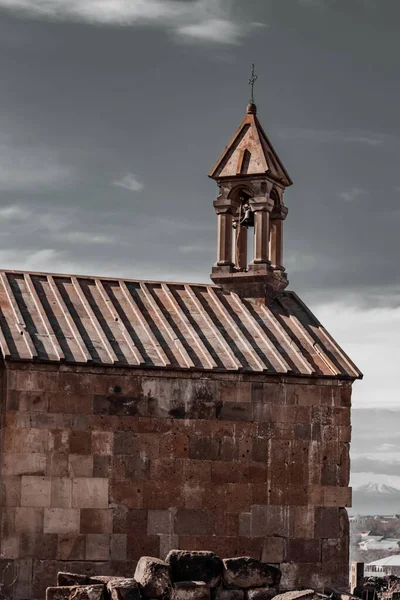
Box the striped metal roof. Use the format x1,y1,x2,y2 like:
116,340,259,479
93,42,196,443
0,270,361,378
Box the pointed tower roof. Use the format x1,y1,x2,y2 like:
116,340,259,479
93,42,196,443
209,103,293,187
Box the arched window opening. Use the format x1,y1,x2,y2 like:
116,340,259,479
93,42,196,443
231,188,254,271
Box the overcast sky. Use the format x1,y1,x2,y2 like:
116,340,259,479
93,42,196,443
0,0,399,408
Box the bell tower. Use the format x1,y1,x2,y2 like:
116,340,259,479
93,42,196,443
209,95,292,302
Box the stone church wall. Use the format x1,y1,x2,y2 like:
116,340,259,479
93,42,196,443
0,363,352,598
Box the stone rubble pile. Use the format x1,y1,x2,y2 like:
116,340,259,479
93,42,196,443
45,551,317,600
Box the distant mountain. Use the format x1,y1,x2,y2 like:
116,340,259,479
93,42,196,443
351,482,400,515
356,483,400,495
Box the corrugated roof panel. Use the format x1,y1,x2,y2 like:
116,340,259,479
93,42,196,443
0,269,362,379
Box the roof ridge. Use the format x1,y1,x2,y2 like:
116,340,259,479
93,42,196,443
0,268,216,289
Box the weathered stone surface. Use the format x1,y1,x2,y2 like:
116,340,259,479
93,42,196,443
172,581,210,600
223,558,281,589
57,572,89,586
166,550,223,587
46,585,105,600
1,364,353,593
216,590,244,600
272,592,317,600
107,578,142,600
134,556,171,598
91,576,125,585
246,588,278,600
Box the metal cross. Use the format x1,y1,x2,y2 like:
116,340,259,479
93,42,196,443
248,63,258,104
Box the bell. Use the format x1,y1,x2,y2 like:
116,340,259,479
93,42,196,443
240,207,254,228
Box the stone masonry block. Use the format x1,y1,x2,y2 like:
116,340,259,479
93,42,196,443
13,557,33,599
251,505,290,538
219,381,252,403
21,476,51,507
159,432,190,459
324,486,352,507
321,538,345,563
48,453,69,477
51,478,72,508
72,478,109,508
44,508,80,534
109,481,143,509
94,455,111,478
8,389,48,411
110,533,127,561
114,432,160,458
1,507,15,537
4,427,48,453
70,431,92,455
174,510,215,536
218,402,253,422
143,481,183,510
86,534,110,560
126,533,160,561
92,431,114,455
1,533,19,558
15,371,55,392
225,484,252,513
160,534,179,560
289,507,315,539
2,476,21,505
49,430,70,453
181,459,211,483
261,537,285,563
148,509,173,535
69,455,94,477
20,532,58,559
239,513,251,537
314,507,340,539
2,452,47,476
80,509,113,534
286,539,321,563
15,507,44,533
57,534,86,560
189,437,220,460
49,393,93,414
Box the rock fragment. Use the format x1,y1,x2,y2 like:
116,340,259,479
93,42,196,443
107,578,142,600
166,550,223,587
46,585,105,600
246,588,278,600
172,581,210,600
57,573,89,587
134,556,171,598
222,558,281,589
272,592,317,600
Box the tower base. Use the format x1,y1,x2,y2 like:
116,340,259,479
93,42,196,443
210,263,288,303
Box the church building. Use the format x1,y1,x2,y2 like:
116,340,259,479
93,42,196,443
0,98,361,599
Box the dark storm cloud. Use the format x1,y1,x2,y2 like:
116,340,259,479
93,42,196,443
0,0,399,308
352,457,400,476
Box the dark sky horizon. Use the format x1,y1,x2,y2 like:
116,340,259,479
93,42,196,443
0,0,399,407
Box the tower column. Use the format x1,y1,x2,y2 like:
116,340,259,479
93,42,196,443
275,218,284,268
251,206,270,265
234,224,247,270
215,210,234,267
